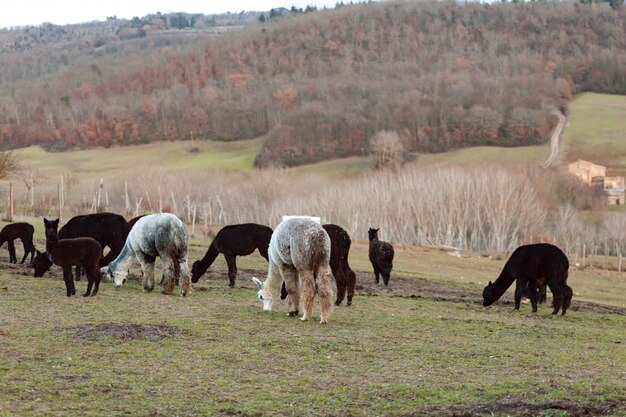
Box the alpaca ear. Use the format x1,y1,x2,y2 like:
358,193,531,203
36,249,42,256
251,277,263,289
488,281,493,287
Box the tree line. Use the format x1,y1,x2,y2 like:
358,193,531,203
0,2,625,165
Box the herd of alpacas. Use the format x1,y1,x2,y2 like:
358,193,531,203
0,212,574,323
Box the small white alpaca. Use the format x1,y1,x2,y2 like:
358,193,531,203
100,213,191,296
252,217,334,323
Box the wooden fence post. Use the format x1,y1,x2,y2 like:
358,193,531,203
8,181,13,222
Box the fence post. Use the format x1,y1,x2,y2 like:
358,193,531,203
8,181,13,222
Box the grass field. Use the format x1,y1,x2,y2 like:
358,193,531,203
563,93,626,175
0,226,624,417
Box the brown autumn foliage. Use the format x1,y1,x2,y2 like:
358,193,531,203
0,2,625,165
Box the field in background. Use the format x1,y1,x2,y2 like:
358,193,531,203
17,137,263,179
563,93,626,175
18,91,626,185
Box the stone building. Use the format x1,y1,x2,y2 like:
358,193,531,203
567,159,625,205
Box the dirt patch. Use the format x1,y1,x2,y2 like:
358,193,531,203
60,323,191,341
196,268,626,315
440,397,626,417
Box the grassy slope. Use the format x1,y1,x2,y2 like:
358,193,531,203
17,138,264,179
563,93,626,175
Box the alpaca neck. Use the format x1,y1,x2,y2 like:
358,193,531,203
490,268,516,299
196,242,220,274
108,242,135,274
46,235,58,253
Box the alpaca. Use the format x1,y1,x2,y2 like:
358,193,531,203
252,217,334,324
0,222,36,264
323,224,357,306
100,213,191,296
191,223,273,287
281,224,357,306
482,243,572,315
34,218,103,297
368,227,394,286
59,212,130,269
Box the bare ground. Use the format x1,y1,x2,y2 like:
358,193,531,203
194,267,626,316
16,260,625,316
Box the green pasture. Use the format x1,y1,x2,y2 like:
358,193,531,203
16,138,263,179
0,225,624,417
563,93,626,174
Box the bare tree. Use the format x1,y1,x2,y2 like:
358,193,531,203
369,131,404,168
0,151,22,180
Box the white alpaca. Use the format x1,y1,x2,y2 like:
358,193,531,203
100,213,191,296
252,217,334,323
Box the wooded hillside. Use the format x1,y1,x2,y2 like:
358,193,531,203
0,1,625,165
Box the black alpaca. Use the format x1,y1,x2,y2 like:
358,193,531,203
324,224,357,306
0,222,36,264
33,218,103,297
191,223,273,287
59,212,130,279
279,224,357,306
368,227,394,286
482,243,573,315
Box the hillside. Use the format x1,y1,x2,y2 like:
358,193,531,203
0,1,625,166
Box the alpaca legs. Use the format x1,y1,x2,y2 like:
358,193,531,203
84,265,101,296
317,266,334,324
547,280,564,315
280,264,299,316
372,264,381,284
562,285,573,315
7,240,16,263
381,268,391,286
63,267,76,297
334,267,347,306
140,259,156,292
178,259,191,297
20,239,35,264
300,270,316,322
346,268,356,306
514,278,525,310
225,255,238,288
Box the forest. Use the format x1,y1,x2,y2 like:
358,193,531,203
0,1,625,165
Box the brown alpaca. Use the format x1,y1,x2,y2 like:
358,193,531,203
253,217,333,324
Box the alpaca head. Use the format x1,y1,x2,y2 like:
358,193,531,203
368,228,380,242
191,260,203,283
252,277,272,311
43,218,59,241
32,250,52,277
482,281,497,306
101,265,126,288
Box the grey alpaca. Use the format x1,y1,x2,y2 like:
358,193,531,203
368,227,394,285
100,213,191,296
252,217,334,324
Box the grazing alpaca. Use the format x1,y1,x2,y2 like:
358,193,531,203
482,243,573,315
191,223,273,287
368,227,394,286
323,224,357,306
0,222,36,264
281,224,356,306
100,213,191,296
252,217,334,324
59,212,130,269
33,218,103,297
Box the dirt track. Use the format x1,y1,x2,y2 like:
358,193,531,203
9,261,625,316
197,266,626,316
